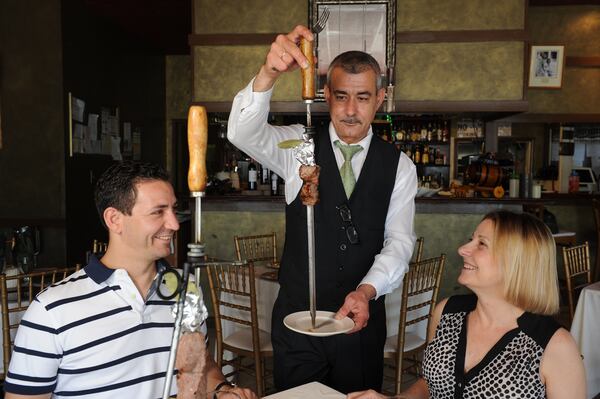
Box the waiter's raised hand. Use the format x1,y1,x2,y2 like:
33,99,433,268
335,284,376,333
254,25,313,92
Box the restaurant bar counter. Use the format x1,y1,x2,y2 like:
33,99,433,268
192,193,597,301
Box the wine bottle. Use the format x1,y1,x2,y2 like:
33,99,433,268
248,159,257,190
271,172,279,196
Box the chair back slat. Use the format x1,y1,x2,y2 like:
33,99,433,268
0,265,80,379
562,242,592,322
392,254,446,395
411,237,424,263
234,233,279,268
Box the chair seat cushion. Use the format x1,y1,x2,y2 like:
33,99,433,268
383,332,426,353
223,327,273,352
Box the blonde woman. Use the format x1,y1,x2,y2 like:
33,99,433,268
349,211,585,399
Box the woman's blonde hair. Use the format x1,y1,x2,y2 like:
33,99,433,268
482,211,559,315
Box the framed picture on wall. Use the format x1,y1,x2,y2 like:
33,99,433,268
309,0,397,98
528,45,565,89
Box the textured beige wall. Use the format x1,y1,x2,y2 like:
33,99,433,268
397,0,525,31
193,0,526,102
166,55,192,174
194,0,306,34
194,46,301,102
527,6,600,114
398,42,524,101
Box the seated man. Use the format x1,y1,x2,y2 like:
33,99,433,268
4,161,256,399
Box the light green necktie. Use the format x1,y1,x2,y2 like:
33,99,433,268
335,140,363,199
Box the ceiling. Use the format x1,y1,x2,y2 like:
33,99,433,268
83,0,191,55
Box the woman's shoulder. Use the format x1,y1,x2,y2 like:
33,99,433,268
540,327,586,398
518,312,561,349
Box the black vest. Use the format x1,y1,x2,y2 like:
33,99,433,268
279,128,400,312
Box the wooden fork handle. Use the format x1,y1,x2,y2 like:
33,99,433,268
300,38,315,100
187,105,208,193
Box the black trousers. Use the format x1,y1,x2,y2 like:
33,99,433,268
271,293,386,394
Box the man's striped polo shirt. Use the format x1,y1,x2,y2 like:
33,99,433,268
4,255,207,398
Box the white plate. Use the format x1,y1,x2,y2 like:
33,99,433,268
283,310,354,337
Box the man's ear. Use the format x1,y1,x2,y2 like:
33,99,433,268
376,87,386,108
103,207,123,234
324,84,331,104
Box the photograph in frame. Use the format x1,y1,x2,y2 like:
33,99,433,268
528,45,565,89
310,0,396,98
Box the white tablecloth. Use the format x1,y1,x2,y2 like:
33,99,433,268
263,381,344,398
570,281,600,399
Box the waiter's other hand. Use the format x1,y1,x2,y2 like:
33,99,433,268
335,284,376,333
254,25,313,92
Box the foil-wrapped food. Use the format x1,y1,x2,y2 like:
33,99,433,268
278,135,320,206
172,284,209,399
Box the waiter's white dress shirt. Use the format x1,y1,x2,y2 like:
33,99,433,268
228,79,417,299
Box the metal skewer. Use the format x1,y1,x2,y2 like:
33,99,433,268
300,35,317,329
162,262,191,399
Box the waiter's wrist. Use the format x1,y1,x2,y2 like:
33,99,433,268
357,284,377,301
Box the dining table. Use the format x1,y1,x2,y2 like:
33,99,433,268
570,280,600,399
263,381,344,398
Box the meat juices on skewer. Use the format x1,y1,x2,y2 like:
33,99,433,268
175,332,207,399
300,165,320,206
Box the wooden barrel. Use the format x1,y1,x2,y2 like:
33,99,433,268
465,164,504,187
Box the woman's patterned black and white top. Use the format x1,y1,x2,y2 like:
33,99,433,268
423,295,560,399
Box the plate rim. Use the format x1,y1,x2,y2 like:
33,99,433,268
283,310,354,337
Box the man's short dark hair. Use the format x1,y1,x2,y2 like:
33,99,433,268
94,161,170,229
326,51,383,90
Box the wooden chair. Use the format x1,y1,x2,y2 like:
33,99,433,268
234,233,278,268
86,239,107,263
206,261,273,397
0,266,80,379
411,237,424,263
562,242,592,322
384,255,446,395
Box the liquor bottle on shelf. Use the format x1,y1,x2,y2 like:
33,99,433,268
230,160,241,191
248,159,258,190
414,145,421,164
420,125,427,141
396,122,405,141
436,123,443,142
260,164,270,185
427,123,433,142
271,171,279,196
442,121,449,142
381,128,389,142
422,146,430,165
434,148,444,165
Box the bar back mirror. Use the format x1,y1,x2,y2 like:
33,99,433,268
309,0,397,99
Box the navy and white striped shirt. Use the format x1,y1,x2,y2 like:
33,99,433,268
4,256,207,398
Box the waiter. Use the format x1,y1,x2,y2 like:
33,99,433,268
227,25,416,394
